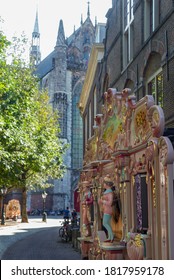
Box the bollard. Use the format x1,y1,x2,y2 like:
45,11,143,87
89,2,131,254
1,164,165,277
42,212,47,222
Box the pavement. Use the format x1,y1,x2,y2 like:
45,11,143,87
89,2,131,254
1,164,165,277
0,216,81,260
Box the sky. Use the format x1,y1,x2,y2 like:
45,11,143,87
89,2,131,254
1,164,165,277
0,0,112,60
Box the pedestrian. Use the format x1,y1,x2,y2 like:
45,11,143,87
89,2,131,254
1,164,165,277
71,209,77,220
63,207,70,222
71,209,77,226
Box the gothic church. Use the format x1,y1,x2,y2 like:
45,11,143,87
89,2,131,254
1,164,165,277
29,3,105,212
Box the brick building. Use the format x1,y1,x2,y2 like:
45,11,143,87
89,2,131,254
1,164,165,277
78,0,174,260
80,0,174,146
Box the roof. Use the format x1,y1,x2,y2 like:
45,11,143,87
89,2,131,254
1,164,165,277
36,16,96,79
35,50,55,78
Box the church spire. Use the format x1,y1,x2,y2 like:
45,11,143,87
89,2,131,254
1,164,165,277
87,1,90,18
30,8,41,66
81,14,83,25
56,19,66,46
33,9,39,34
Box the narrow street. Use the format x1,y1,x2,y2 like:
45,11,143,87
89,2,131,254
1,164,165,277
0,217,81,260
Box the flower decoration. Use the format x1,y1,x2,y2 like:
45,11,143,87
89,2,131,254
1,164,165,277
127,232,143,247
126,232,145,260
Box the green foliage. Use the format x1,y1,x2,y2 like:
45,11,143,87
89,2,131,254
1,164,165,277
0,31,67,191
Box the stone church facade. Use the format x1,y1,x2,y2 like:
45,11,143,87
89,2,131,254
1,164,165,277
29,4,106,212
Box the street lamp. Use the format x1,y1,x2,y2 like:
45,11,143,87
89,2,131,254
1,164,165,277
42,191,47,222
1,186,7,225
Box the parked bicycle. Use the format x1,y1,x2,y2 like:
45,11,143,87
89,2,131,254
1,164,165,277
58,219,72,242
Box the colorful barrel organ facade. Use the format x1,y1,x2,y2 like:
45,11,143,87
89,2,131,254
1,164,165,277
78,88,174,260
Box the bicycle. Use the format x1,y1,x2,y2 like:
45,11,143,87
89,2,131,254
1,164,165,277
59,219,72,242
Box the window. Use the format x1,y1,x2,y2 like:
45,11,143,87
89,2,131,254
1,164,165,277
123,0,134,67
85,114,88,147
103,74,109,94
53,92,67,138
124,0,134,29
72,84,83,169
94,88,97,126
88,102,92,139
144,0,160,41
147,70,163,107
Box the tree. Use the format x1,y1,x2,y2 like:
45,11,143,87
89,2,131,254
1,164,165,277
0,30,67,222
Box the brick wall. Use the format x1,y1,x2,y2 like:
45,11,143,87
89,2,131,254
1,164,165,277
98,0,174,127
30,193,53,212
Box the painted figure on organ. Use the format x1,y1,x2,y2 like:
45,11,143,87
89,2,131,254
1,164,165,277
98,175,114,242
81,181,93,237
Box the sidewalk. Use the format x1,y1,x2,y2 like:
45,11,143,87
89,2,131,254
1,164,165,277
0,216,70,259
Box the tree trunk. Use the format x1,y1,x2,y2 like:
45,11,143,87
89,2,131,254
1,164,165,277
21,185,28,223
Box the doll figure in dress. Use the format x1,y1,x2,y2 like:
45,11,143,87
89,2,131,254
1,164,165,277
98,175,114,242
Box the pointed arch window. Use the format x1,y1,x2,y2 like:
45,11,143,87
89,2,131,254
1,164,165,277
53,92,67,138
72,83,83,169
